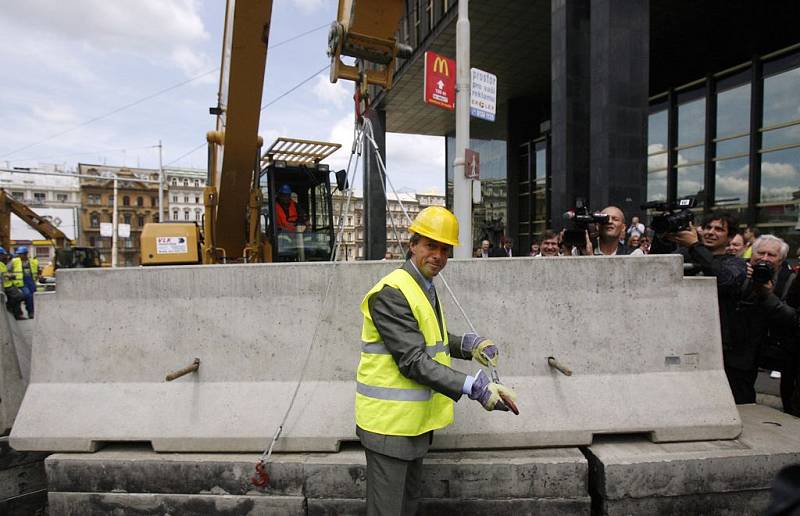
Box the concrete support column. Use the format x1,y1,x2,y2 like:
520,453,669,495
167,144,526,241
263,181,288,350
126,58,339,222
551,0,591,228
589,0,649,217
363,109,387,260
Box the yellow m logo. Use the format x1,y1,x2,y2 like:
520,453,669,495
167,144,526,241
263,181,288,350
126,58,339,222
433,56,449,76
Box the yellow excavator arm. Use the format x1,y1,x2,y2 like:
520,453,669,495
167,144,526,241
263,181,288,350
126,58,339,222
0,189,68,250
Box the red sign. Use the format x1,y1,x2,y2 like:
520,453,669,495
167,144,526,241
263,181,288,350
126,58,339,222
423,51,456,110
465,149,480,179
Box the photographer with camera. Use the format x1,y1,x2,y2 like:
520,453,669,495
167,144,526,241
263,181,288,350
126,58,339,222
573,206,634,256
656,211,754,402
744,235,799,413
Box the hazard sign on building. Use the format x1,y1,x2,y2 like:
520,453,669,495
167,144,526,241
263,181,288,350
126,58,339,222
424,51,456,110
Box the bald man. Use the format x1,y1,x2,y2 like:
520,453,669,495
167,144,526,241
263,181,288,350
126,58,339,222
577,206,634,256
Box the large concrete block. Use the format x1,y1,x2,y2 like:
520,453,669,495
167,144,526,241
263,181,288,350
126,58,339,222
586,404,800,515
0,309,28,434
47,492,305,516
45,445,590,514
12,256,740,452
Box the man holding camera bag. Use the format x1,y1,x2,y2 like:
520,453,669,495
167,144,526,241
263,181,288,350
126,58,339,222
744,235,798,413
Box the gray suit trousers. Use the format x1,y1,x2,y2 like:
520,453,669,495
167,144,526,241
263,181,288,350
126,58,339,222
365,448,423,516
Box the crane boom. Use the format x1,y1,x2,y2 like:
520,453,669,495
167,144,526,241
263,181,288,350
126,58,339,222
206,0,273,262
0,190,68,250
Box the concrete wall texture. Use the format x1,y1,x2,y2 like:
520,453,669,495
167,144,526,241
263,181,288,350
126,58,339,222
11,256,741,452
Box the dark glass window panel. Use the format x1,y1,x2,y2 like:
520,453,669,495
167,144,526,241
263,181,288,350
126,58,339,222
714,156,749,204
760,147,800,203
678,97,706,146
716,83,751,137
648,110,668,153
534,188,546,219
518,193,530,221
763,66,800,128
676,145,705,164
518,147,530,183
756,205,800,232
676,164,704,199
761,125,800,150
716,135,750,158
646,170,667,202
534,143,546,183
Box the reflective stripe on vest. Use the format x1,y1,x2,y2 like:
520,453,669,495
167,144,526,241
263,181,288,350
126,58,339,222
10,258,23,287
355,267,453,437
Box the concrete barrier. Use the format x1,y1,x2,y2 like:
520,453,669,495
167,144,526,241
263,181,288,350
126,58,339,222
0,304,28,435
10,255,741,452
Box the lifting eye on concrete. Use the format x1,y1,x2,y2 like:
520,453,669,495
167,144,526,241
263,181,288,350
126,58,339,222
165,358,201,382
547,356,572,376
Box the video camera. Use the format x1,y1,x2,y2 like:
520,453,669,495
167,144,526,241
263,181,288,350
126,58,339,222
641,197,696,236
562,198,609,248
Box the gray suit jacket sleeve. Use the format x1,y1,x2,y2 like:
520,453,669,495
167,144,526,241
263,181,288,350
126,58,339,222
369,286,467,401
448,332,473,360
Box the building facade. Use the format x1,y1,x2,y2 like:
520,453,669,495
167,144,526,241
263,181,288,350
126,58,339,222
364,1,800,257
77,164,164,266
0,164,81,262
332,190,445,260
164,167,206,224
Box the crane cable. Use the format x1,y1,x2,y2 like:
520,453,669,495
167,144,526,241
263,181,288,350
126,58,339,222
252,119,364,486
360,117,479,335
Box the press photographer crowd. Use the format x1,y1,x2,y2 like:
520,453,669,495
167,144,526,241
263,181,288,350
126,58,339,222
477,201,800,415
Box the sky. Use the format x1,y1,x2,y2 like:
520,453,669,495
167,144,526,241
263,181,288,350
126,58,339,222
0,0,445,194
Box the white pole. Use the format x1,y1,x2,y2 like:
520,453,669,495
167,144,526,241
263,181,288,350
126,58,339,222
453,0,471,258
158,140,164,222
111,178,118,267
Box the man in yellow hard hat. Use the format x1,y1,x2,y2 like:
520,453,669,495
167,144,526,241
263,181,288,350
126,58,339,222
356,206,517,515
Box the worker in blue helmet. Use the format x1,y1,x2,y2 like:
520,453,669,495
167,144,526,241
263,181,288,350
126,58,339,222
10,246,38,319
0,247,23,319
275,184,304,232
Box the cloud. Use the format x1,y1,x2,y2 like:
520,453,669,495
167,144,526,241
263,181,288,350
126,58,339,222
311,75,351,109
1,0,211,76
288,0,327,14
761,161,799,180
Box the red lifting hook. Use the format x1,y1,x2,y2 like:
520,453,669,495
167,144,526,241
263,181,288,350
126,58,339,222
251,461,270,487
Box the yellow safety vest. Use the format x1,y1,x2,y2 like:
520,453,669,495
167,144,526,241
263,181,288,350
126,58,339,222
0,262,11,289
355,268,454,436
10,257,37,287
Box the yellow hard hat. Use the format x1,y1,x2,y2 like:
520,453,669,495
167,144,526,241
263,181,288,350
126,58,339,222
409,206,460,246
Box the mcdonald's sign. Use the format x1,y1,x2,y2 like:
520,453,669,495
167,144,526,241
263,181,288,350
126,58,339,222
424,51,456,110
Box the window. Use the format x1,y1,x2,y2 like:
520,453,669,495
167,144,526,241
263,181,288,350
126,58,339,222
122,196,130,206
172,195,178,203
33,192,46,203
88,193,100,205
137,196,144,207
760,65,800,204
195,196,200,204
90,212,100,228
184,209,190,221
123,213,131,225
172,209,178,221
151,196,158,207
153,214,159,223
184,196,189,203
714,81,751,205
56,193,68,202
647,108,669,202
194,180,200,187
10,191,23,201
138,215,145,227
675,93,706,202
195,209,201,221
171,178,177,186
89,236,96,247
183,179,189,186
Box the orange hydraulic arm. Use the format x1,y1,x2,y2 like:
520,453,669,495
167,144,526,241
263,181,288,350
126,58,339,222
204,0,273,263
0,190,68,251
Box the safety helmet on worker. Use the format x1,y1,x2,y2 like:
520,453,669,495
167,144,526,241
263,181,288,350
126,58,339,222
278,184,292,195
408,206,459,246
15,246,28,255
0,247,6,255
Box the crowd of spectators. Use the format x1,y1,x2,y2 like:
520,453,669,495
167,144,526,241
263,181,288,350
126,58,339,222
473,205,800,415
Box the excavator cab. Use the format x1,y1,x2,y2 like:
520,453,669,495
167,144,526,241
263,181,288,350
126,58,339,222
260,138,342,262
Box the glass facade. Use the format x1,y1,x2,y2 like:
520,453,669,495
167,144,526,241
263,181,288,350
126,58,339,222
446,136,508,253
515,139,549,252
647,48,800,255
